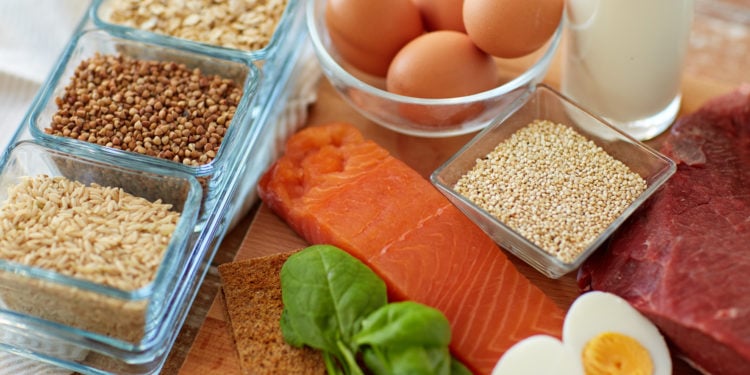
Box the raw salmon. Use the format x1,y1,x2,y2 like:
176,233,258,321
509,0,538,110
258,123,565,374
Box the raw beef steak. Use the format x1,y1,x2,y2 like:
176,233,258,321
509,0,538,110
578,85,750,375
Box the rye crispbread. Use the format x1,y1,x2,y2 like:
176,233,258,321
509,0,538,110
218,251,325,374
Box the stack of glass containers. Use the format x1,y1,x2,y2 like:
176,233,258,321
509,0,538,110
0,0,309,373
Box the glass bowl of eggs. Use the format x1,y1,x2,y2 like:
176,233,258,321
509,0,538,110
307,0,563,138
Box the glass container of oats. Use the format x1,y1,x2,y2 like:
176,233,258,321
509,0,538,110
91,0,302,63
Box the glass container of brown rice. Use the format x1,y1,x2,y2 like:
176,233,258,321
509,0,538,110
0,140,201,362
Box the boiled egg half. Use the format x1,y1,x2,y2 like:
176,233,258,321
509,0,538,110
492,291,672,375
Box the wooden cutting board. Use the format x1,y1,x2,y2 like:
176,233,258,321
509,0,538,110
169,3,750,371
175,68,737,374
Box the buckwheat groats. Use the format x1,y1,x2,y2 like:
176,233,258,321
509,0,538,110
46,53,243,167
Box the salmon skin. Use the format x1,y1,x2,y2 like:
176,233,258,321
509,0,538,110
258,123,565,374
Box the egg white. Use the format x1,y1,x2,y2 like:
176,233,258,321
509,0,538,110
491,335,583,375
492,291,672,375
562,291,672,375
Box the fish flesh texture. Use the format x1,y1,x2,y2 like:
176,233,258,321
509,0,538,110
258,122,566,374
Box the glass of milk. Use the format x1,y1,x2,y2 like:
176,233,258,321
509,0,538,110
562,0,694,141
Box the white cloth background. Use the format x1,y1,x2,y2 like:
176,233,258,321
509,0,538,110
0,2,92,373
0,0,89,152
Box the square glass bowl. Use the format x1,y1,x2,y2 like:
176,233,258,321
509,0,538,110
430,84,676,278
91,0,301,62
0,140,201,347
28,28,260,179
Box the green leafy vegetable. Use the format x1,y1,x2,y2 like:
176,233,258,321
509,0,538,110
451,357,473,375
356,302,454,375
353,301,451,348
363,345,453,375
280,245,387,373
280,245,471,375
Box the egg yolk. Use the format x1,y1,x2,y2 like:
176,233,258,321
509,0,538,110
582,332,654,375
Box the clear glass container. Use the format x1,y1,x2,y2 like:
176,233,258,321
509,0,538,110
307,0,562,138
27,28,260,179
0,0,310,373
0,139,201,350
91,0,302,62
431,85,676,278
562,0,695,141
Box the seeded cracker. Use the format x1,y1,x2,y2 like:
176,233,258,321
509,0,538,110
454,120,647,263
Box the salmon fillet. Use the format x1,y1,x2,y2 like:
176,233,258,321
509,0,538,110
258,123,565,374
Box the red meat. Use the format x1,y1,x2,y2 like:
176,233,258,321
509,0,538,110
578,85,750,375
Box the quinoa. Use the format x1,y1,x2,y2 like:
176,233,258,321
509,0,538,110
46,53,243,167
105,0,288,52
454,119,647,263
0,175,181,291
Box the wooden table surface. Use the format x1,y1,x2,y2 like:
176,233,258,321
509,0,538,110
162,3,750,374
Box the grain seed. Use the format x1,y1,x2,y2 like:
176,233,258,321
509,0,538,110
46,53,242,167
106,0,288,52
454,120,647,263
0,175,181,291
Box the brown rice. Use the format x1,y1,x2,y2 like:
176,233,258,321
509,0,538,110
0,175,181,291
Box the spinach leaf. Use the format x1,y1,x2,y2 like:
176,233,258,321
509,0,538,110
354,301,456,375
362,345,453,375
279,309,302,347
280,245,468,375
353,301,452,348
279,245,387,371
451,357,473,375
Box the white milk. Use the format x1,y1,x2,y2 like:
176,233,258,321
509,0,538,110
562,0,694,140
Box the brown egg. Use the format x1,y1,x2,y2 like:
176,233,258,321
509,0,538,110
386,31,499,98
412,0,466,32
396,100,487,128
463,0,563,58
326,0,424,77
